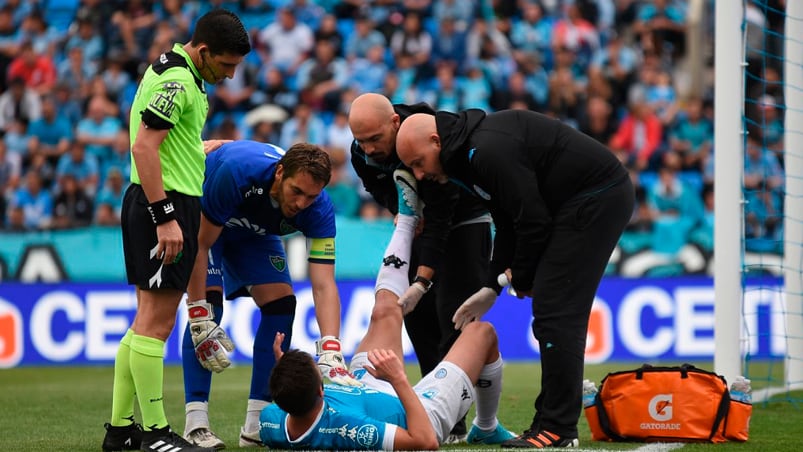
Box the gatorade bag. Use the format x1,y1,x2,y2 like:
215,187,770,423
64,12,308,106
584,364,751,443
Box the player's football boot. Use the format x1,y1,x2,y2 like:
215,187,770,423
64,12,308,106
140,425,217,451
466,422,516,445
238,426,265,448
184,427,225,450
393,169,420,218
501,428,579,448
102,422,143,451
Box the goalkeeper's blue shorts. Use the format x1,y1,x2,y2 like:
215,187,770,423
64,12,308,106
206,231,291,299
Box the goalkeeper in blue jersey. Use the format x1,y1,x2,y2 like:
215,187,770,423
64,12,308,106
259,170,515,450
180,140,359,449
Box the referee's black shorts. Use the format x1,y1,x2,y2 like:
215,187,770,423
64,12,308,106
121,183,200,290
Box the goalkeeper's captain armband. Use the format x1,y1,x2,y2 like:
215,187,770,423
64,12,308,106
584,364,751,443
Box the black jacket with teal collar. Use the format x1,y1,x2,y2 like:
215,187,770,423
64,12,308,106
350,103,488,272
436,109,629,293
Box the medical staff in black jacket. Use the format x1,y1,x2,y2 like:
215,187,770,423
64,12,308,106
348,93,492,442
396,109,634,448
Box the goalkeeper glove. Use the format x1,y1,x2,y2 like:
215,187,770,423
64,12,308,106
452,287,498,330
315,336,362,387
188,299,234,373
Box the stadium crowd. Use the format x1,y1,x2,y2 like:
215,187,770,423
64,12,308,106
0,0,786,257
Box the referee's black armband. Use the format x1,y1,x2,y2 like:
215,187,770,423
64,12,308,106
147,198,177,225
141,109,174,130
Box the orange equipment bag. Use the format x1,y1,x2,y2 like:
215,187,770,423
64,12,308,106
584,364,751,443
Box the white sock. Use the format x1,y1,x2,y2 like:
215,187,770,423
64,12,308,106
244,399,269,433
374,215,417,298
473,356,504,431
184,401,210,434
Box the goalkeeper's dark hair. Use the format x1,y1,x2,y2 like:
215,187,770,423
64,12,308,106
270,349,323,416
279,143,332,187
191,9,250,56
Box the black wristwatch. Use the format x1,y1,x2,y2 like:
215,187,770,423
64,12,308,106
413,275,434,292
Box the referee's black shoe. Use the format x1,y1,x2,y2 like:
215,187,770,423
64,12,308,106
140,425,217,451
102,422,142,451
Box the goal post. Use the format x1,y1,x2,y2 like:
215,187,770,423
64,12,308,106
782,0,803,393
713,0,744,387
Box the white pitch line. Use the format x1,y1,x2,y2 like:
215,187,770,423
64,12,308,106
634,443,686,451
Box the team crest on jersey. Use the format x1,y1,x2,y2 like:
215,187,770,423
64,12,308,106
473,184,492,201
270,255,286,272
435,368,447,379
279,220,297,235
356,425,380,447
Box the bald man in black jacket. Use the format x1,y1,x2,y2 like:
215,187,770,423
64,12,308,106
397,109,634,448
348,94,492,442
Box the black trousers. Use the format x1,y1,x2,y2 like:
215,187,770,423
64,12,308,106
404,221,492,374
529,178,634,438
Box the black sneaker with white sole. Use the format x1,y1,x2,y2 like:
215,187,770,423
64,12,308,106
102,422,143,451
140,425,217,452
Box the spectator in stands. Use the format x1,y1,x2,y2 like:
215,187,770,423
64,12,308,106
19,9,62,57
210,59,260,115
467,18,514,90
28,95,73,164
7,40,57,95
0,6,20,92
460,64,492,111
348,44,389,94
577,94,618,146
110,0,157,60
0,76,41,133
257,7,314,76
63,15,105,66
432,0,474,32
3,117,33,170
645,69,678,125
431,16,468,72
491,69,539,112
645,153,704,254
295,39,349,112
0,139,19,201
587,32,638,108
95,167,126,226
52,81,82,128
9,170,52,230
259,67,299,116
547,46,585,124
344,12,386,61
154,0,195,43
279,102,327,151
552,2,600,70
292,0,326,30
5,205,25,231
100,51,134,104
26,151,56,190
632,0,686,59
57,45,96,95
609,90,664,171
53,173,94,229
326,110,354,156
389,11,433,81
323,146,360,218
103,129,132,183
424,64,460,112
314,14,344,57
56,140,100,197
744,135,784,240
754,94,784,157
667,97,713,173
510,1,554,70
76,96,123,163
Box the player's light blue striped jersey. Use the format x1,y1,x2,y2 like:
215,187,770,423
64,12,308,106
201,140,336,239
259,384,407,450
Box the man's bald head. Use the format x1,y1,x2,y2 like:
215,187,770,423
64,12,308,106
348,93,400,162
396,114,447,183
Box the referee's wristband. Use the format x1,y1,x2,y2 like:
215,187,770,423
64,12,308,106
147,198,177,225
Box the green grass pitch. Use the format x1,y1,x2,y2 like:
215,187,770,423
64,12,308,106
0,362,801,451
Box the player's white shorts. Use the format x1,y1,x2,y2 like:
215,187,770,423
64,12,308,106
349,352,475,444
